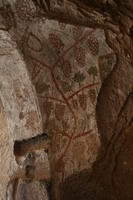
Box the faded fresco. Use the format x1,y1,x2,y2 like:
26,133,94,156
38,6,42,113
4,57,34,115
21,20,116,179
10,1,116,194
23,22,102,184
0,0,116,199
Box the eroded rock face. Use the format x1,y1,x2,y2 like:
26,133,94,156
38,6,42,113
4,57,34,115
0,29,49,199
15,180,49,200
0,0,133,200
8,4,116,198
7,179,49,200
0,97,11,199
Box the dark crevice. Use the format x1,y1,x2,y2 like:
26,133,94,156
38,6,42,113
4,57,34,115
14,132,49,157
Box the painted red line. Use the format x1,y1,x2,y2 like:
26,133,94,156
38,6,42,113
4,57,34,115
52,29,95,71
37,95,66,104
99,52,115,60
62,29,95,56
32,65,42,80
55,131,71,139
56,131,74,168
51,70,77,123
73,129,93,140
63,133,71,139
51,68,77,166
51,30,96,167
67,82,100,100
28,55,51,70
26,32,43,52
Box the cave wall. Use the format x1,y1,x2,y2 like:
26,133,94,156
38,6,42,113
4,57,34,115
0,0,119,199
1,0,132,200
17,18,116,198
0,29,44,199
0,1,115,199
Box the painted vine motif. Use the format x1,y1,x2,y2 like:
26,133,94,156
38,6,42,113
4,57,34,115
13,12,116,184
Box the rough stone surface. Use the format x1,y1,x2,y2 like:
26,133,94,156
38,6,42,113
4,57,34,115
9,5,116,198
7,180,49,200
0,29,45,200
15,180,48,200
0,0,133,200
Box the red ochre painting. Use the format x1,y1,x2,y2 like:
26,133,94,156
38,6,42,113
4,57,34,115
15,17,116,184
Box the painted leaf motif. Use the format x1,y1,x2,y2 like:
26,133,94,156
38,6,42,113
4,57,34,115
61,81,72,93
73,71,85,84
88,66,98,76
87,66,98,83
